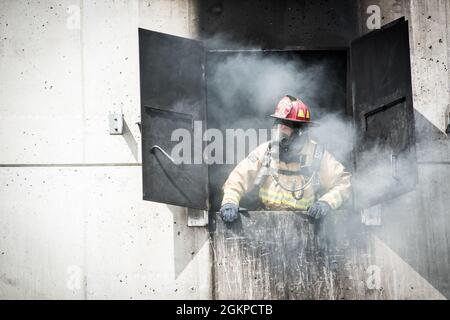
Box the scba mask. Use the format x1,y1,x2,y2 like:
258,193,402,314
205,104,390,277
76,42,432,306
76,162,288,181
271,121,308,164
273,121,308,152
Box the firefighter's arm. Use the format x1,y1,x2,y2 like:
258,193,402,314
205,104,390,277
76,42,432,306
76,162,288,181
317,150,352,210
221,144,267,206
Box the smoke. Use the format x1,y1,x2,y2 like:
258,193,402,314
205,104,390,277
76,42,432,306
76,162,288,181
309,113,355,165
207,52,329,129
203,36,420,233
203,35,421,234
202,36,356,211
210,54,326,110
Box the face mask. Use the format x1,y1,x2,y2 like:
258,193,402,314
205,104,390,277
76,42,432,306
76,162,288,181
273,124,308,162
274,126,306,148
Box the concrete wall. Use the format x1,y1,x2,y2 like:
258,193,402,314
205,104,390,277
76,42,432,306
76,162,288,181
0,0,211,299
356,0,450,299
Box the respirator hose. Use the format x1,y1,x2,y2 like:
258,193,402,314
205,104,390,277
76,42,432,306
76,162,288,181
269,169,316,200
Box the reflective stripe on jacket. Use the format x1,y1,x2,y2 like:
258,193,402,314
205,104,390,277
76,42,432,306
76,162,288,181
221,140,352,211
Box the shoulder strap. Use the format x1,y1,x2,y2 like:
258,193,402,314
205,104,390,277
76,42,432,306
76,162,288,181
253,143,272,188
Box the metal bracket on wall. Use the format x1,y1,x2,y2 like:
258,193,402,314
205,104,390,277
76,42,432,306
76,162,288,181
109,112,124,135
187,208,209,227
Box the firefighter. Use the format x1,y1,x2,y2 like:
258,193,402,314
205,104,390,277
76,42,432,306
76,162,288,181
220,95,352,222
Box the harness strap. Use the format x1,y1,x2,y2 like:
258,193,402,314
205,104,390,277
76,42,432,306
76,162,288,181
254,143,325,197
253,143,272,188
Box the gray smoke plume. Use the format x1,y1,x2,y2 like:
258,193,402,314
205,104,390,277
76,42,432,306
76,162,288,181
204,34,421,223
204,35,355,211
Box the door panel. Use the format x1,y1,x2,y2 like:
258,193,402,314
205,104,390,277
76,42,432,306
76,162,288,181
139,29,209,210
212,211,372,299
351,18,417,209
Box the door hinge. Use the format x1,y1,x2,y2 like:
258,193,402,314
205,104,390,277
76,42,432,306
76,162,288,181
187,208,209,227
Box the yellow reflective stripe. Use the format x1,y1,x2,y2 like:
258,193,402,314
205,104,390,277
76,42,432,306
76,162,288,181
259,188,314,209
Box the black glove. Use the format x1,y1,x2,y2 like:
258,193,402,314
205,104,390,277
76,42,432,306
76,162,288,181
307,201,332,220
220,203,239,222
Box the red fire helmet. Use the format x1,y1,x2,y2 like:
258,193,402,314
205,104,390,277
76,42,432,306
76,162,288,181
270,95,319,127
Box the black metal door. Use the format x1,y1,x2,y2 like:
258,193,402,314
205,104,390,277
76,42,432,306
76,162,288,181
351,18,417,209
139,29,209,210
